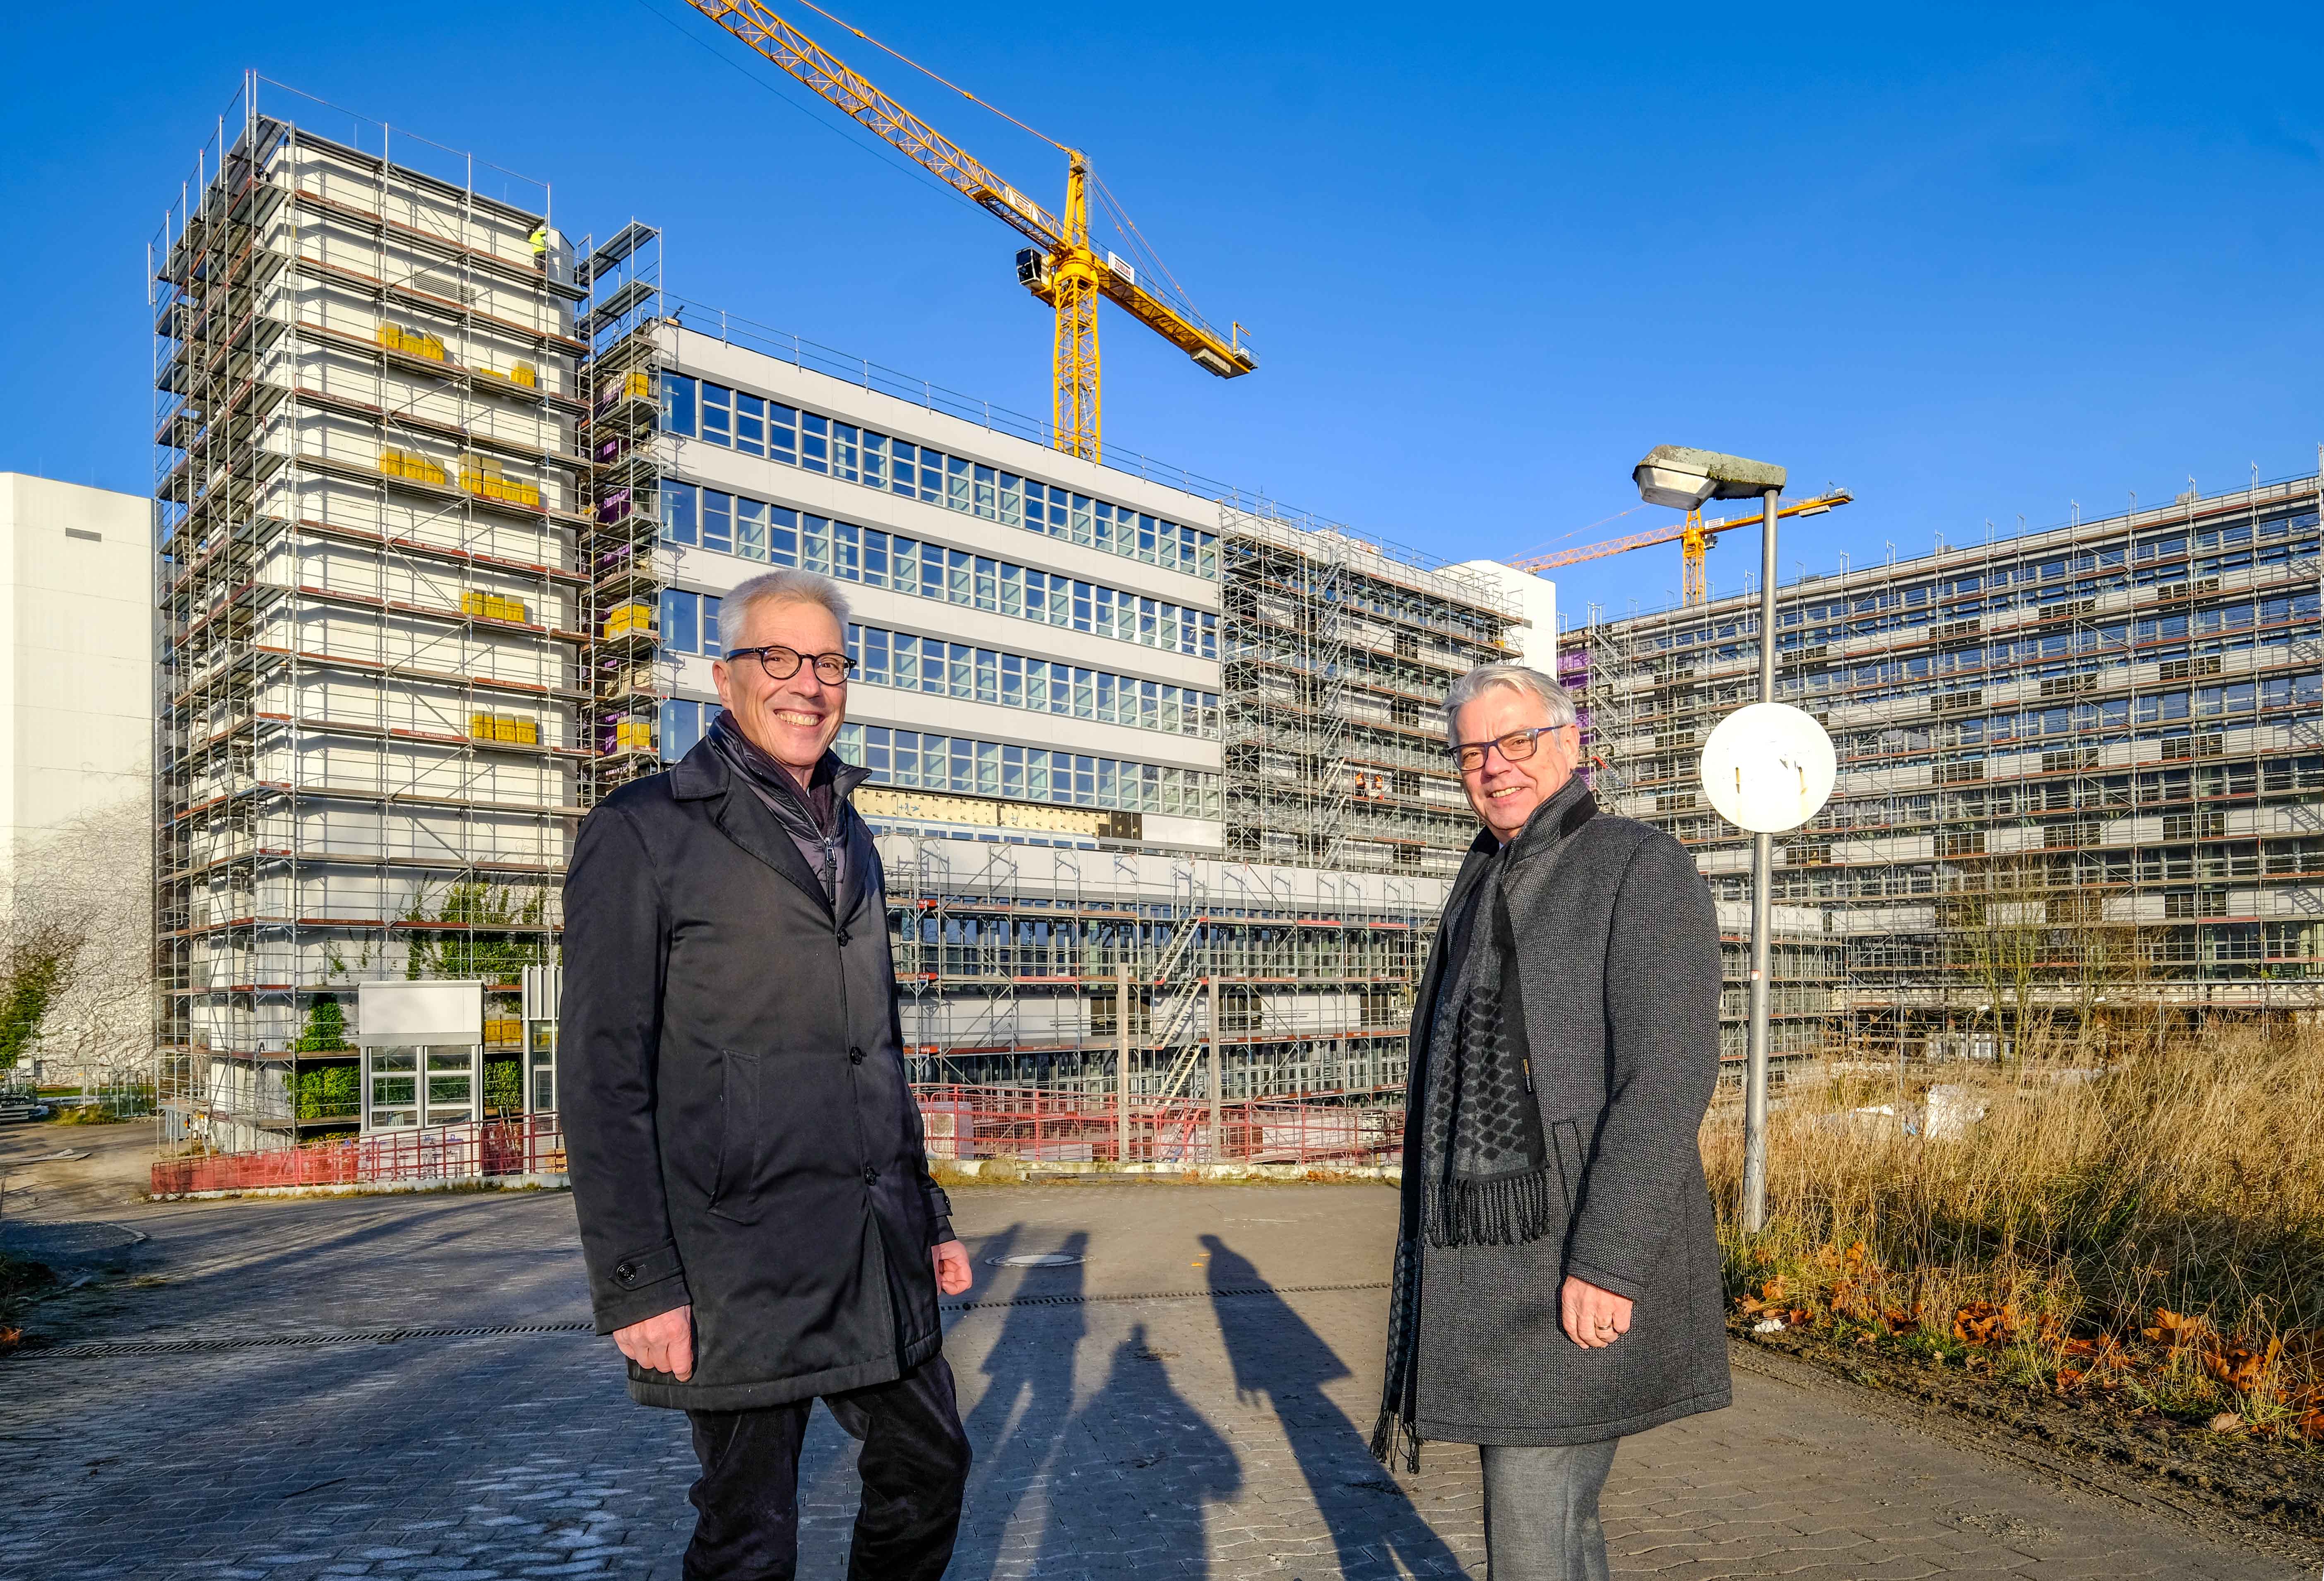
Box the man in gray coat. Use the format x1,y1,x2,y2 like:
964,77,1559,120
1374,663,1730,1581
562,569,974,1580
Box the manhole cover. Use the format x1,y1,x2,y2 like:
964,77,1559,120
986,1253,1085,1268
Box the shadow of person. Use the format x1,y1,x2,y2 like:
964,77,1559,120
1200,1234,1463,1580
944,1226,1089,1581
1030,1320,1240,1579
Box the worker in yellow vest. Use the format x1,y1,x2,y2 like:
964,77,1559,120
528,226,549,270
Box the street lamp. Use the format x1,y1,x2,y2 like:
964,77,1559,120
1631,446,1828,1234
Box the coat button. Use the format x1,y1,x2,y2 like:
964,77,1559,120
615,1262,635,1283
848,1047,865,1065
862,1165,878,1184
836,928,851,946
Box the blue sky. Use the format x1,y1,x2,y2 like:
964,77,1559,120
4,1,2319,623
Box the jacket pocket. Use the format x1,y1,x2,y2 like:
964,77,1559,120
1549,1117,1585,1215
709,1049,766,1225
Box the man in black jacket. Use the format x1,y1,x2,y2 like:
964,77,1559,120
562,569,974,1581
1375,663,1729,1581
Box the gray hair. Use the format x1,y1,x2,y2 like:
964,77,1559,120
1443,663,1577,745
719,569,852,651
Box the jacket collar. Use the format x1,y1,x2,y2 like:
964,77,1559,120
671,729,873,807
670,737,875,917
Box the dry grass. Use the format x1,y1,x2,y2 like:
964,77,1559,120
1708,1023,2324,1435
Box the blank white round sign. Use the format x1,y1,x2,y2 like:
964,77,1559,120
1699,703,1837,834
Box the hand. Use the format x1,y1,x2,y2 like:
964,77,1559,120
1561,1275,1633,1350
612,1303,695,1380
932,1239,972,1296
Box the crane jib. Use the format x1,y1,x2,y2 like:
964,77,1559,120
684,0,1255,457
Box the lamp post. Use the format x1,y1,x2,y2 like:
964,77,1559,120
1633,446,1789,1232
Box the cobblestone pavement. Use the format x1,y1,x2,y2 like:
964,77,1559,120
0,1181,2303,1579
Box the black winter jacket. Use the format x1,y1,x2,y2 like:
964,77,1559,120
560,740,954,1410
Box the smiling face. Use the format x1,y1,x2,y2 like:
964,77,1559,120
1453,682,1583,844
710,596,847,786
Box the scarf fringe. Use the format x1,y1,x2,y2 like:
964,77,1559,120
1422,1164,1564,1249
1369,1406,1422,1472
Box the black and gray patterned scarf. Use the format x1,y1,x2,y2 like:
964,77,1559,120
1372,780,1597,1469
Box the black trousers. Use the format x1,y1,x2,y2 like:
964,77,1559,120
683,1354,971,1581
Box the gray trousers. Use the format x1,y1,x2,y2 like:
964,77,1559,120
1479,1438,1619,1581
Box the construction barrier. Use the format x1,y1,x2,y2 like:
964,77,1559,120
150,1087,1405,1196
151,1114,565,1196
913,1083,1403,1167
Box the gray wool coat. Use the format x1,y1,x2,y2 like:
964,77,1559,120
1406,790,1732,1446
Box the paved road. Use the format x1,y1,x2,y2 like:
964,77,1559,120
0,1173,2303,1580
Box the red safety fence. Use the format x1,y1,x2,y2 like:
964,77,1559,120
151,1114,566,1196
913,1083,1404,1168
151,1086,1406,1194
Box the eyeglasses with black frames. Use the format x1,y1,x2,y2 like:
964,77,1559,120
724,645,857,685
1446,723,1570,774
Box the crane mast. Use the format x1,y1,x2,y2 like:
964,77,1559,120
683,0,1254,462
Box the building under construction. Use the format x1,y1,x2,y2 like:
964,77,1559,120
150,77,1588,1148
1567,471,2324,1063
152,81,582,1149
575,285,1532,1098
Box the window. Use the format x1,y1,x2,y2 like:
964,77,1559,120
832,423,860,483
700,383,732,446
701,491,732,554
734,392,765,457
735,498,767,561
662,481,697,545
800,412,828,474
659,699,708,762
662,374,696,436
770,402,797,465
662,588,699,654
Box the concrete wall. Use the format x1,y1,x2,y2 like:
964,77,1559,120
0,475,152,882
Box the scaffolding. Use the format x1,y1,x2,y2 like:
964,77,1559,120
1569,470,2324,1068
881,836,1434,1101
575,223,667,798
1220,506,1523,877
151,78,584,1149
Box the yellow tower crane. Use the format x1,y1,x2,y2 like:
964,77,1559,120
682,0,1257,462
1507,489,1855,606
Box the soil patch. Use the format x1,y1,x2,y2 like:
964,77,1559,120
1735,1317,2324,1542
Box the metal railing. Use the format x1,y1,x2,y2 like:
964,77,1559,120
151,1113,565,1195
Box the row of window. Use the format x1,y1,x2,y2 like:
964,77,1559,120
660,482,1220,659
654,702,1222,819
841,724,1223,820
849,625,1220,740
650,591,1219,742
662,374,1217,579
1658,519,2322,653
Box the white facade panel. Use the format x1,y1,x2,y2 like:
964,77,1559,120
0,475,154,883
